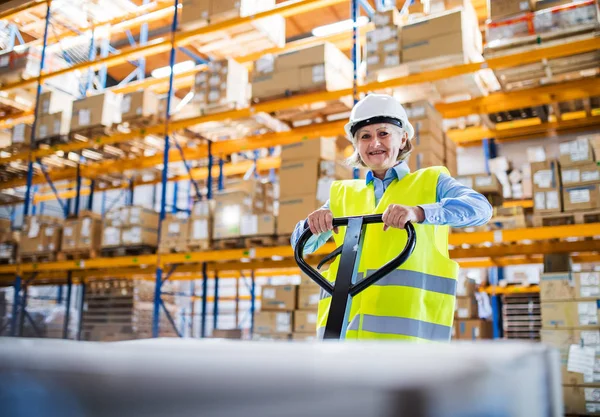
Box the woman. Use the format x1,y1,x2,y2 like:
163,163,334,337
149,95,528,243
291,93,492,341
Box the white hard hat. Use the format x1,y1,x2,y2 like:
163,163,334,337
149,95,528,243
344,93,414,142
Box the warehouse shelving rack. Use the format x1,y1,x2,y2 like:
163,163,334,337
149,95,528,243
0,0,599,340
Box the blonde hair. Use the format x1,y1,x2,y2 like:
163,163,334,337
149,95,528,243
346,125,412,168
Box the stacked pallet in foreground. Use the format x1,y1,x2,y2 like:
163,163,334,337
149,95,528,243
82,279,178,341
539,256,600,416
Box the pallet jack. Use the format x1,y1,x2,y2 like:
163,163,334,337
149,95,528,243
294,214,416,340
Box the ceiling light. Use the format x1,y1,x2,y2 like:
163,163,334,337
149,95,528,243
151,60,195,79
312,16,369,37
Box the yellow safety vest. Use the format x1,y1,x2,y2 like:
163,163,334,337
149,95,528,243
316,166,459,341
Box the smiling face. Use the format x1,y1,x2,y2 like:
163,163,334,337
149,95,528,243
355,123,407,171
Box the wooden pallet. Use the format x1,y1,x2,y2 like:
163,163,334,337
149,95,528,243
187,241,211,252
100,245,156,257
34,134,69,148
201,102,240,115
213,238,246,250
120,114,160,129
532,209,600,227
18,251,57,263
158,245,189,254
69,123,117,140
57,248,98,261
243,235,279,248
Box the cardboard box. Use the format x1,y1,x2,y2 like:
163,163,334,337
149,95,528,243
488,0,533,20
188,217,211,245
543,253,571,274
457,278,477,297
527,145,547,163
280,137,336,162
454,319,493,340
160,215,189,249
121,227,157,247
194,59,248,109
412,117,444,142
294,310,318,333
292,332,317,341
121,90,158,121
191,200,215,218
254,311,292,334
560,138,595,167
413,132,446,161
212,329,242,339
563,184,600,211
541,300,600,328
531,160,561,190
297,284,321,310
563,385,600,416
535,0,577,11
261,285,297,311
372,8,402,27
11,123,31,146
38,90,73,117
402,9,464,45
561,162,600,187
240,214,275,236
533,189,562,214
456,174,503,195
278,194,321,235
102,226,121,248
573,272,600,300
179,0,210,30
62,217,102,252
279,159,321,198
407,152,445,172
403,31,465,63
71,92,122,131
540,273,574,300
35,111,70,140
455,296,478,319
121,206,159,229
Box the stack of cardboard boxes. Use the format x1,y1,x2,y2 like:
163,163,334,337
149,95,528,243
456,173,504,207
35,90,73,142
278,137,353,236
453,278,493,340
19,215,62,260
530,136,599,217
293,274,321,341
180,0,274,29
102,206,159,251
0,218,17,263
406,101,457,176
252,43,353,102
10,123,32,149
559,136,600,213
159,212,190,254
192,59,248,113
212,180,277,240
539,256,600,415
70,92,122,133
120,90,159,123
61,211,103,257
254,284,296,340
188,200,214,250
366,9,402,76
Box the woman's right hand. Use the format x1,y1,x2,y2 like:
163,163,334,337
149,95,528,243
307,209,338,235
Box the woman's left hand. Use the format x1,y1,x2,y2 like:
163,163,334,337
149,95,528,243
382,204,425,231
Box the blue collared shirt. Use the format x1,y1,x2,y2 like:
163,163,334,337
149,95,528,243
291,161,493,254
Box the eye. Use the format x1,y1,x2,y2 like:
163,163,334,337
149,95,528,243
378,131,389,137
360,133,371,140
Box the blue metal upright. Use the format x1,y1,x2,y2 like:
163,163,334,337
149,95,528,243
153,0,181,339
207,141,214,199
87,180,95,211
351,0,360,181
489,267,504,339
62,272,72,339
77,281,86,340
74,161,82,216
201,263,208,337
250,270,256,337
23,1,52,219
218,158,224,191
482,138,497,174
9,275,21,336
213,271,219,330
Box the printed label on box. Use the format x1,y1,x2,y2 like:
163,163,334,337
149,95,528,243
81,218,91,237
570,189,591,204
475,176,493,187
582,286,600,298
579,302,598,325
308,313,317,323
312,64,325,83
39,124,47,138
262,288,276,299
582,170,600,182
121,95,132,113
45,227,54,237
42,99,50,114
53,119,60,135
584,388,600,402
533,170,552,188
309,293,320,305
563,169,580,184
192,219,208,240
384,54,400,67
456,177,474,189
0,55,9,67
367,55,380,65
240,215,258,236
383,42,398,52
519,1,529,10
457,308,469,318
168,222,180,234
78,109,91,126
568,344,595,378
130,207,141,224
64,226,73,237
208,90,220,102
546,191,559,209
581,331,600,351
209,75,220,87
534,192,545,209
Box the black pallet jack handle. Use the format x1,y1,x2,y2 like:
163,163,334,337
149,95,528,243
294,214,416,340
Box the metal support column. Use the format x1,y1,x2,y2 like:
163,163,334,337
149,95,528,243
207,141,213,199
62,272,72,339
77,281,86,340
18,285,28,337
482,138,497,175
128,179,135,206
213,271,219,330
351,0,361,181
189,281,195,337
201,263,208,337
74,161,82,216
153,0,180,339
250,270,256,337
489,267,504,339
172,181,178,213
9,275,21,336
138,0,150,79
218,158,224,191
87,180,95,211
23,2,52,218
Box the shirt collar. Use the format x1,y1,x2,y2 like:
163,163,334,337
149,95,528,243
365,161,410,184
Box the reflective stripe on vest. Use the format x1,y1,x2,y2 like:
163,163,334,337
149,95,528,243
317,166,459,341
